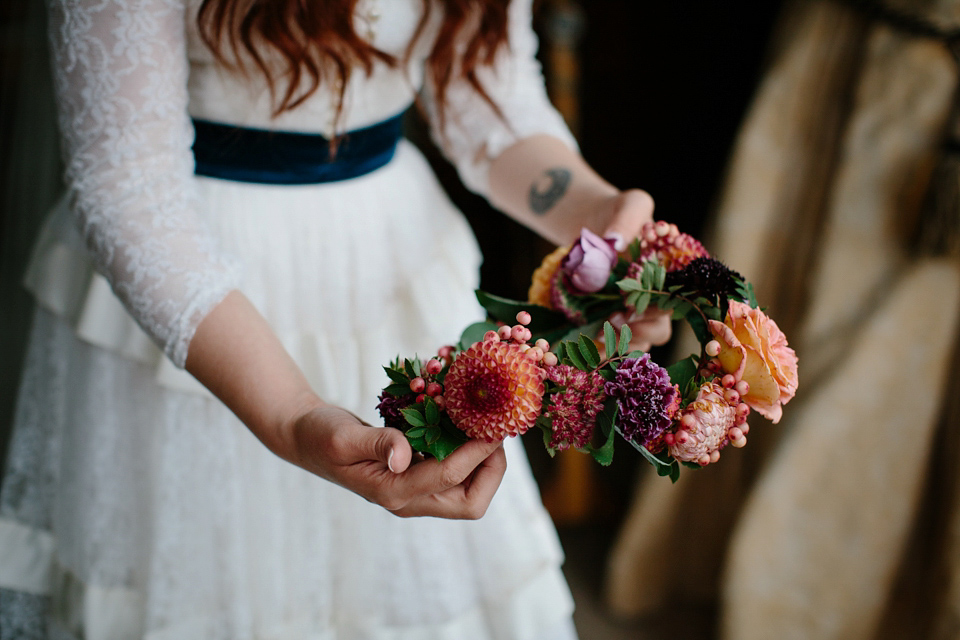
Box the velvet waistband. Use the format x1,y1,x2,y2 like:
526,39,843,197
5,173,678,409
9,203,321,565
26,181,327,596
192,111,406,185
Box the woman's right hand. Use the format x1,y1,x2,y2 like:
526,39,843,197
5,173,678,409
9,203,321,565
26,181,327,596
282,404,508,519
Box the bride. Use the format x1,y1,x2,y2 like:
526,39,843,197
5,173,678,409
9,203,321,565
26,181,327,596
0,0,669,637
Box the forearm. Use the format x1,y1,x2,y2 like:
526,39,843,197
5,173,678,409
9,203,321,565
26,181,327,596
487,134,654,245
185,290,323,456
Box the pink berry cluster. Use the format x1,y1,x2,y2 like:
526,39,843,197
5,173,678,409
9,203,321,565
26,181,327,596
663,338,751,466
635,220,710,273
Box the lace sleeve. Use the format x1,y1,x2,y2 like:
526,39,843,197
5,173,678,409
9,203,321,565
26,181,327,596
46,0,240,368
423,0,578,196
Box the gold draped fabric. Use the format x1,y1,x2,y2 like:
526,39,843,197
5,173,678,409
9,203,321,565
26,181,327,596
605,1,960,637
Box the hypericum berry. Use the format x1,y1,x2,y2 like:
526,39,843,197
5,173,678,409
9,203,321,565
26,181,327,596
416,393,426,403
498,325,513,341
724,389,740,405
437,345,454,362
542,352,558,367
484,330,500,342
721,374,736,389
425,359,443,375
434,395,446,410
535,339,550,352
735,380,750,396
705,340,721,357
426,382,443,397
410,377,426,393
516,311,532,325
528,347,544,361
511,325,526,342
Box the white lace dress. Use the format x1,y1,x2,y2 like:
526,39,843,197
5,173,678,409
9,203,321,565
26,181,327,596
0,0,580,638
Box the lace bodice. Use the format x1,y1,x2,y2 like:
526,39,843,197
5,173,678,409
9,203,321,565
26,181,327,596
45,0,574,368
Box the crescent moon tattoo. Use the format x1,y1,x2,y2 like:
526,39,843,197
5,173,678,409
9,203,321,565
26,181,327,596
529,167,572,215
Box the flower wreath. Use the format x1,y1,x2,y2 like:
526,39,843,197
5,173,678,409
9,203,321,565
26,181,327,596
378,222,798,481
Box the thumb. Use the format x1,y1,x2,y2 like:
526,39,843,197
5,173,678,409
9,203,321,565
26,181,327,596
602,190,655,249
360,426,413,474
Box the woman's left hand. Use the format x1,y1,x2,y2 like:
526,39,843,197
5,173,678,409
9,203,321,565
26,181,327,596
598,188,673,353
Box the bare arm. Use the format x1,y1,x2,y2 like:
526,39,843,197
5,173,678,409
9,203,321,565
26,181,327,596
186,291,507,519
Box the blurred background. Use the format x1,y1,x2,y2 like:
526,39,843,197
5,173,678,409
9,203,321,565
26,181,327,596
4,0,960,638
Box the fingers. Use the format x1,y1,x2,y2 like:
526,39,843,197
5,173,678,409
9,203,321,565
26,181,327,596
392,438,504,499
628,310,672,349
349,422,413,474
391,444,508,519
601,189,655,247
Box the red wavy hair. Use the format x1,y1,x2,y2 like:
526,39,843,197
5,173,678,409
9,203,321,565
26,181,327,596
197,0,511,126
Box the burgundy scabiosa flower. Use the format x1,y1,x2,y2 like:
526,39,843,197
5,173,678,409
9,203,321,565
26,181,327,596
605,354,680,451
444,337,546,441
545,364,606,451
377,391,415,432
664,256,744,303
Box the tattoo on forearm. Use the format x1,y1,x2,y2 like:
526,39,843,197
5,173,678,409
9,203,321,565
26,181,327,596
528,167,571,215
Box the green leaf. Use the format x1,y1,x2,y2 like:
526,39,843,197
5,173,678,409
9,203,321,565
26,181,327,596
403,359,418,379
565,341,588,370
384,367,409,385
687,313,711,345
657,264,667,290
400,408,426,428
425,427,441,445
424,399,439,425
474,290,568,332
384,383,412,397
633,292,651,315
666,356,698,390
617,324,632,355
586,400,617,466
578,334,600,369
553,341,566,360
603,321,616,360
458,321,497,350
628,237,643,261
405,426,427,439
616,278,643,292
670,300,693,320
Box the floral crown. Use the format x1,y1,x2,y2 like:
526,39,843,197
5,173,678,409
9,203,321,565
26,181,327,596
378,222,798,481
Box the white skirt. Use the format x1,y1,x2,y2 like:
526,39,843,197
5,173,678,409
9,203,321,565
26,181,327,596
0,141,576,639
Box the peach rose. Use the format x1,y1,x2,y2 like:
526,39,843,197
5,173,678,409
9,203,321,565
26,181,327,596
706,301,798,423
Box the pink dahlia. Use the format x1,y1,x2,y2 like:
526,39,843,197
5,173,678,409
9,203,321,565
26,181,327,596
604,355,680,451
668,381,737,465
635,221,709,273
545,364,606,451
444,338,546,441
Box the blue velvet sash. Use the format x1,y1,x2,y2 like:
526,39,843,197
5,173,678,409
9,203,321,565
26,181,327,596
192,111,406,185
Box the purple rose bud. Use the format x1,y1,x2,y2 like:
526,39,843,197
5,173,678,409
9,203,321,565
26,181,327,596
561,228,619,293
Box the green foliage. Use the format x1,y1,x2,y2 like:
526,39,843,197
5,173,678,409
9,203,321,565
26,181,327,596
475,290,567,332
458,321,497,350
732,277,759,309
617,324,632,355
603,321,617,360
584,399,617,466
400,398,468,461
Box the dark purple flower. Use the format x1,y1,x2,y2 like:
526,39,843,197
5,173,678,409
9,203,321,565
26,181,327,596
663,256,743,302
560,228,619,294
377,392,415,432
605,355,680,449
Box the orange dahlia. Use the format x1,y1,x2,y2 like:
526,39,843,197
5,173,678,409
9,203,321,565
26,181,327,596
528,245,570,308
444,339,546,441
